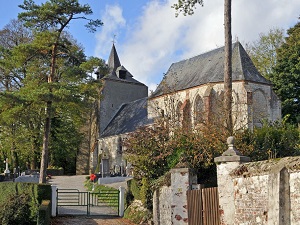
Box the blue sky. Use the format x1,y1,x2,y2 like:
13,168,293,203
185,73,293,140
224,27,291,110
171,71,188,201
1,1,300,93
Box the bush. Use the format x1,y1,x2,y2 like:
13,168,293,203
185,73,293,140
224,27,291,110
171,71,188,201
0,193,32,225
140,177,152,209
37,200,51,225
127,179,141,201
124,200,152,224
0,183,52,224
235,122,300,161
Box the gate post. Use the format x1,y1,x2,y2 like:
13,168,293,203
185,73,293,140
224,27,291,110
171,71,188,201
119,186,125,217
170,167,192,224
214,136,250,225
51,185,57,217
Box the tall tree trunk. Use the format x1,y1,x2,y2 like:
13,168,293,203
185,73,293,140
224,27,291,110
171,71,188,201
39,44,57,183
39,101,51,183
11,124,18,169
224,0,233,134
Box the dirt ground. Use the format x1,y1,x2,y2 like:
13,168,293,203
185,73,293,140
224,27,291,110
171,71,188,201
51,216,137,225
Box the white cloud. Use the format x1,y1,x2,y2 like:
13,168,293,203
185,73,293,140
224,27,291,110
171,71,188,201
95,0,300,90
94,4,126,59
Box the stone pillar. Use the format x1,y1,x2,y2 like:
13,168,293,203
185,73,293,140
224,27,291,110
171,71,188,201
51,185,57,217
214,136,250,225
171,168,192,224
119,186,125,217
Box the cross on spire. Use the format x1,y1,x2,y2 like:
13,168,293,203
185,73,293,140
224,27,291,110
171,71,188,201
112,34,117,45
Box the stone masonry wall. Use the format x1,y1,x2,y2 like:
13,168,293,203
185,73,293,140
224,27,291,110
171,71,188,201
153,168,193,225
153,186,172,225
220,156,300,225
289,172,300,223
233,175,269,224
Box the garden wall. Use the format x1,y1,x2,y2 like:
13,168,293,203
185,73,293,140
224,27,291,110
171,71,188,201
215,137,300,225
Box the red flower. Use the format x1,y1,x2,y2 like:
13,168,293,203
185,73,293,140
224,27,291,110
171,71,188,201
90,174,96,181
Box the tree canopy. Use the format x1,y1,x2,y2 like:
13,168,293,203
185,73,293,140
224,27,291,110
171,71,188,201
246,28,285,80
270,21,300,124
0,0,105,179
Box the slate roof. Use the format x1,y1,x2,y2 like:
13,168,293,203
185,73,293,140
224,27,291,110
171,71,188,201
100,97,153,138
108,43,121,73
97,44,146,86
104,65,147,85
151,42,271,98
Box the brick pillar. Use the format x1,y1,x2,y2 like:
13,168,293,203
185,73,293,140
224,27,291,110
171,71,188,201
171,168,192,224
214,136,250,225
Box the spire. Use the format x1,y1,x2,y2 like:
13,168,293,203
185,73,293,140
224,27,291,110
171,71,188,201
108,44,121,73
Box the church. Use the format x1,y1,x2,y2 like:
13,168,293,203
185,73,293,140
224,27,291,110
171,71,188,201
76,42,281,175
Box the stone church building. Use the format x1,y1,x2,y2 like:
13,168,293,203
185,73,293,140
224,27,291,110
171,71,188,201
76,42,281,175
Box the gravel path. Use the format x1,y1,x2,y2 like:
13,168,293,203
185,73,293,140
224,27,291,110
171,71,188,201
49,175,136,225
49,175,87,191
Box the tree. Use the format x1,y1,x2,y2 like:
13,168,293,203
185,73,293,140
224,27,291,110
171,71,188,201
0,19,35,169
246,28,285,79
0,19,33,91
173,0,233,133
270,21,300,124
17,0,103,183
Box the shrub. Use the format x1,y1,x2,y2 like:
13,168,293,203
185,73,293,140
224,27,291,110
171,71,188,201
0,183,52,224
0,193,32,225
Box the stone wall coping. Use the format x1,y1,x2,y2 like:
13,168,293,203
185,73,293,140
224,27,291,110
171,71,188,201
214,155,251,163
230,156,300,177
170,167,190,173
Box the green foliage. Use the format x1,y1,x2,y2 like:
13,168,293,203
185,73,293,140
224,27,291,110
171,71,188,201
127,179,141,201
124,123,226,186
236,122,300,161
124,200,152,225
124,124,171,181
14,0,104,182
49,117,83,174
0,193,32,225
37,200,51,225
85,179,117,193
246,28,285,79
172,0,204,17
270,21,300,124
18,0,103,32
124,117,299,211
0,2,105,173
85,180,119,208
0,183,51,225
140,177,152,208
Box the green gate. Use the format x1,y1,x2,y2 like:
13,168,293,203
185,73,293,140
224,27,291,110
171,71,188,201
56,188,119,216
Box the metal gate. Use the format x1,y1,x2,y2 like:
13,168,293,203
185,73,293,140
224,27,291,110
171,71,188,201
56,188,119,216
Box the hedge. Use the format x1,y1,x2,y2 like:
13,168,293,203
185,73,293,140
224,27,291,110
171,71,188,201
0,182,52,225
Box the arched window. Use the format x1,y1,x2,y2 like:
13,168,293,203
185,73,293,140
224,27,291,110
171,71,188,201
194,95,204,125
253,90,268,127
182,100,191,131
175,101,183,126
211,90,224,125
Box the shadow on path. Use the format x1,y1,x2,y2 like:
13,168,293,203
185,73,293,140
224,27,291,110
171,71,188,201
51,215,136,225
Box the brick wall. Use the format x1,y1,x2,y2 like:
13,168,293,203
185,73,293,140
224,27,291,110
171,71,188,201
217,156,300,225
233,175,269,224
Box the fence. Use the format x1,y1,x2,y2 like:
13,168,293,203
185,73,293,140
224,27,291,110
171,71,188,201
56,188,120,216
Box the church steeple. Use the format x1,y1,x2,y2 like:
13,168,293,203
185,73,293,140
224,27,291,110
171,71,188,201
108,44,121,73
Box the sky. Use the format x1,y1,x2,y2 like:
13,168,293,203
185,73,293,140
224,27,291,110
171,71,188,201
0,0,299,93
